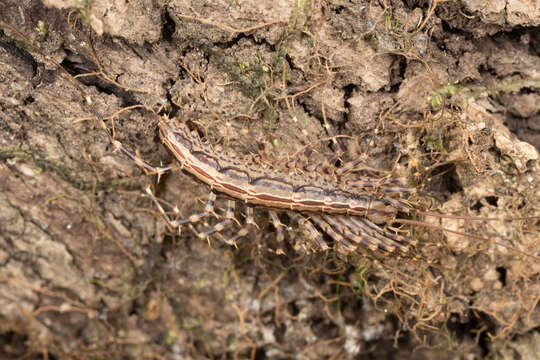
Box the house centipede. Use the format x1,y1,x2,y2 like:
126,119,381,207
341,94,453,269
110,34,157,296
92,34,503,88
2,16,538,264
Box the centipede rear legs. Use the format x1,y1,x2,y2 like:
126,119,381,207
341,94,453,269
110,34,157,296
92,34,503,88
292,213,330,252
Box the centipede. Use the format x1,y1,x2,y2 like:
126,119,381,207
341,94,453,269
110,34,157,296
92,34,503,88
151,115,418,254
2,16,537,264
101,95,536,264
141,115,539,260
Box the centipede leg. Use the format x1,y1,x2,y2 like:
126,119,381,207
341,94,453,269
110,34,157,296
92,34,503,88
345,177,415,196
111,139,173,176
309,215,355,251
322,215,393,253
269,210,286,255
145,187,217,230
92,108,174,177
196,200,236,242
349,175,409,186
336,215,406,254
335,156,369,176
189,129,204,149
223,205,256,245
292,214,329,251
358,217,417,247
380,195,412,213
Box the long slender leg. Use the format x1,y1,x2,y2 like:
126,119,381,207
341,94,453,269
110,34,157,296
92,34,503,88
269,210,286,255
337,215,396,250
357,217,416,246
111,139,173,175
345,176,415,195
349,175,409,186
222,205,256,245
309,215,355,251
380,195,412,213
322,215,394,253
292,213,329,251
196,200,236,240
336,215,406,253
334,155,367,175
91,107,173,176
145,187,216,228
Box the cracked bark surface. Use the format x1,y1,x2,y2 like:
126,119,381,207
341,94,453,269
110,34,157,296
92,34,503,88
1,0,539,358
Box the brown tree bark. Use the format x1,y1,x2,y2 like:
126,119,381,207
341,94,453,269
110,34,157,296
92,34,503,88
1,1,539,358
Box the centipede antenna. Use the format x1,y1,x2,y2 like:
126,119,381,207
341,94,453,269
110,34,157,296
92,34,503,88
391,218,539,261
414,211,540,222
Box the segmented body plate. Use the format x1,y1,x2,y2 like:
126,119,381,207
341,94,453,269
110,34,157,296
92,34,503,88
159,117,409,222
